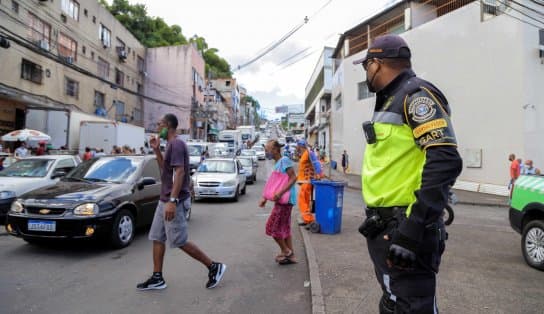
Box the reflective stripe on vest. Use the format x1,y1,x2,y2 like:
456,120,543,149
362,120,425,216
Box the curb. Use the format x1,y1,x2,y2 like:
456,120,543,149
299,225,326,314
456,201,509,208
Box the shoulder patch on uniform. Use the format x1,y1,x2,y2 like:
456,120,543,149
408,96,436,123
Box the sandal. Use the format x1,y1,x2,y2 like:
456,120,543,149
278,252,297,265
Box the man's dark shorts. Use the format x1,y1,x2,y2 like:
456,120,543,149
148,199,190,248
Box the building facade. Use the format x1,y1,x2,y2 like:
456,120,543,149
304,47,333,150
210,78,240,129
330,0,544,194
0,0,146,148
143,44,205,136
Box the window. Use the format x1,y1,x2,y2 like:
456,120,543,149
64,77,79,98
82,45,86,54
83,9,88,17
115,68,124,86
133,107,142,122
21,59,43,84
357,81,374,100
115,100,125,119
94,91,105,108
28,12,51,46
137,83,143,94
11,0,18,14
61,0,79,21
137,56,145,72
99,24,111,48
142,160,160,180
58,33,77,61
225,80,231,87
97,57,109,78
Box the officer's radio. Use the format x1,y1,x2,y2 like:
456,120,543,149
363,121,377,144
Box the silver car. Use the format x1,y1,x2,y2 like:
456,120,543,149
192,158,247,201
237,157,257,183
253,146,266,160
240,149,258,164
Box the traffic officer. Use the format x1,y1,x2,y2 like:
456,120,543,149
354,34,462,313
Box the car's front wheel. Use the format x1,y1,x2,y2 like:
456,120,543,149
522,220,544,271
111,209,135,249
232,186,239,202
241,184,246,195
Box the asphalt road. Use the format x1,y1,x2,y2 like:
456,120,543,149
0,160,311,314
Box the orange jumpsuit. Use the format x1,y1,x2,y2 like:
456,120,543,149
297,150,315,224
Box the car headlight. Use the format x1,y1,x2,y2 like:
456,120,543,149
0,191,16,199
73,203,99,216
10,201,23,213
223,179,237,187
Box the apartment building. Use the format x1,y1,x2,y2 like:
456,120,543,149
143,44,205,137
0,0,146,148
304,47,333,150
330,0,544,194
210,78,240,129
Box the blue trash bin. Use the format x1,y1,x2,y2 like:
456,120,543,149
311,180,347,234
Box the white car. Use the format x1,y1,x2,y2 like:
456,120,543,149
253,146,266,160
240,149,258,163
0,155,80,218
192,158,247,201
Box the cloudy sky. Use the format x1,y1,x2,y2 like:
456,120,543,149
129,0,392,118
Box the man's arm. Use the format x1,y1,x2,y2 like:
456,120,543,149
154,147,164,170
170,166,184,200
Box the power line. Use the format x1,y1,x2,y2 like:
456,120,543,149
496,0,544,26
234,0,333,72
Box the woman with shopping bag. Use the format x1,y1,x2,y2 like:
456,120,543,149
259,139,298,265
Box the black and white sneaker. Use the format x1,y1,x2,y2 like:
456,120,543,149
137,274,167,291
206,262,227,289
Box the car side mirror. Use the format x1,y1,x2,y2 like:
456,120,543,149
51,170,66,179
138,177,156,189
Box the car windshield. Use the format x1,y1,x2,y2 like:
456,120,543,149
64,157,142,183
238,158,252,167
253,147,264,152
188,145,204,156
0,159,54,177
241,150,256,156
198,160,235,173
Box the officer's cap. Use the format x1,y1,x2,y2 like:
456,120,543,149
297,139,307,146
353,34,411,65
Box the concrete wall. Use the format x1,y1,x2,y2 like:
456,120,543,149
144,45,204,131
333,2,544,186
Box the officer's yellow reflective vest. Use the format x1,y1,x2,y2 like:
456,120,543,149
362,120,425,217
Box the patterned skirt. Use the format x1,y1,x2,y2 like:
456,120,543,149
265,203,293,239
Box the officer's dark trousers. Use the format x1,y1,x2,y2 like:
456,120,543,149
366,214,445,314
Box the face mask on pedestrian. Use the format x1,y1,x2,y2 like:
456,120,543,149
159,127,168,140
265,151,274,160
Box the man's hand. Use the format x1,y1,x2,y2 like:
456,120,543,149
164,202,176,221
149,136,160,151
385,231,418,270
272,193,281,202
258,198,267,208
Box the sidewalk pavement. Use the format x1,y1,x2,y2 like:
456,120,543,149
322,164,509,208
299,165,511,313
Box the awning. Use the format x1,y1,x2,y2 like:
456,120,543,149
208,128,219,135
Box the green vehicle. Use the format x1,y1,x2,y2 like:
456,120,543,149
509,175,544,270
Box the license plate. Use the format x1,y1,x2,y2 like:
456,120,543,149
28,220,56,232
202,189,215,194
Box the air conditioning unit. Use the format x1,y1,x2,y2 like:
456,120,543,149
118,49,128,60
37,39,49,51
482,0,500,15
64,56,74,64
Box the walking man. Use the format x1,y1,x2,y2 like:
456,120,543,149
137,113,226,291
508,154,520,189
355,34,462,313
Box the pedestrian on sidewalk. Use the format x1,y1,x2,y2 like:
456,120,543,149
259,139,298,265
355,34,462,313
296,139,315,226
137,114,226,291
342,150,349,174
521,159,538,175
508,154,520,190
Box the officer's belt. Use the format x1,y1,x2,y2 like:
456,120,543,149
366,206,407,220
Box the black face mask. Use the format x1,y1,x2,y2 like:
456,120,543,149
366,63,380,93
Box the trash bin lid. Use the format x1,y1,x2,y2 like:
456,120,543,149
311,180,347,187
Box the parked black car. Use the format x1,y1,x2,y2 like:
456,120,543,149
6,155,163,248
